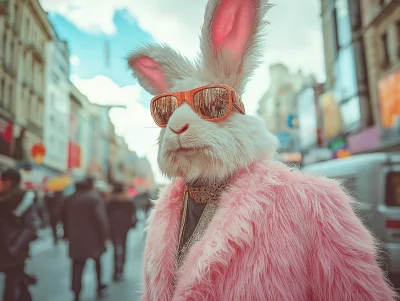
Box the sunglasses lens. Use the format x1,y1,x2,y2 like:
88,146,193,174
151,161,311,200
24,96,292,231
151,95,178,126
193,87,229,119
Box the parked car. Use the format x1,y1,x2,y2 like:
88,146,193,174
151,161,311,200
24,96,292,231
302,152,400,290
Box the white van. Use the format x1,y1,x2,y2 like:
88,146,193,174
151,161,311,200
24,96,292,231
302,152,400,290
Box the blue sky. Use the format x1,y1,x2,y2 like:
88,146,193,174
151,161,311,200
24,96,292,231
39,0,325,183
49,11,153,103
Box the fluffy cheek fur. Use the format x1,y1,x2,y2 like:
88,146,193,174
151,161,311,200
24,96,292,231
157,102,279,184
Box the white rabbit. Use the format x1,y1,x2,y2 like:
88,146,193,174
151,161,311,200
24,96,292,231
127,0,398,300
127,3,278,185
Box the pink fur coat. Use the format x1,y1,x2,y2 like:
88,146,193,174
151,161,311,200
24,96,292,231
141,160,397,301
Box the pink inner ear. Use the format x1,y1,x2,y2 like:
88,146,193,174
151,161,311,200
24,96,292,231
211,0,256,61
130,56,169,93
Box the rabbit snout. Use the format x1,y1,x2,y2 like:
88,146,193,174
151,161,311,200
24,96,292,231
167,104,201,138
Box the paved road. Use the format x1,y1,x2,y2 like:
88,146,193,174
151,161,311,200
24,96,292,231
0,213,147,301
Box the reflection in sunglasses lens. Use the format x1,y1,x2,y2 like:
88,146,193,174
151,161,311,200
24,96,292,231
193,88,229,119
152,96,178,126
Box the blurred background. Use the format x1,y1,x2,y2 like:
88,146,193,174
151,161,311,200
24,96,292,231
0,0,399,300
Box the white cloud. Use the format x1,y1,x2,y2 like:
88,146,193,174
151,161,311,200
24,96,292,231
71,75,167,183
69,55,80,66
72,74,141,106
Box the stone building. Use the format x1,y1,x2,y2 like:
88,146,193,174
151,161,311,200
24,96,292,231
362,0,400,150
257,63,315,152
320,0,400,155
0,0,54,164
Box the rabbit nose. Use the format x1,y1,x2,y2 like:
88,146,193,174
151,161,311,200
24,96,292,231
170,124,189,135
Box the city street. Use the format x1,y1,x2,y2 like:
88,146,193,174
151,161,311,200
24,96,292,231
0,214,147,301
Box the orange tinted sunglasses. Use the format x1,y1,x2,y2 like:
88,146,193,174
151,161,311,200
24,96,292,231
150,84,245,128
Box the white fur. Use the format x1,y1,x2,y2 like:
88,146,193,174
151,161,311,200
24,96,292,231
127,0,278,184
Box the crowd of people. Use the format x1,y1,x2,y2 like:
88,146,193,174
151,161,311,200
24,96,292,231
0,167,151,301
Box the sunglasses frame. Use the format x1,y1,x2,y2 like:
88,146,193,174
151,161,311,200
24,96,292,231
150,84,245,128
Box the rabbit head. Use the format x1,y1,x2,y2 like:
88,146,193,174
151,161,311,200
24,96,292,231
128,0,278,185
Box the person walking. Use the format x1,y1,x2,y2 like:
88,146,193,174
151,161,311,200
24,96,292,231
0,168,38,301
107,183,136,281
44,190,63,245
61,177,109,301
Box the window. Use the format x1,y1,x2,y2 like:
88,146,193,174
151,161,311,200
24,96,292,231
31,61,35,87
353,39,369,94
381,32,390,67
2,33,6,58
6,84,12,110
331,8,340,54
0,79,4,105
340,96,361,131
10,40,14,69
26,19,30,42
334,44,358,101
38,103,43,126
14,4,18,25
335,0,352,48
396,20,400,57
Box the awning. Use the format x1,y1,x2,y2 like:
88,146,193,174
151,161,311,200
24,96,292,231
46,175,73,192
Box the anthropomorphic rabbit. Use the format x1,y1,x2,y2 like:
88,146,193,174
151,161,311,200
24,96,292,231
127,0,398,300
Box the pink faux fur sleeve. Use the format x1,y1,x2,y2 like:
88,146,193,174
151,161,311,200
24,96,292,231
309,179,398,301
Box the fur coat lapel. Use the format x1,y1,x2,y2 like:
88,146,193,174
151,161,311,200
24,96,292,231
143,161,271,300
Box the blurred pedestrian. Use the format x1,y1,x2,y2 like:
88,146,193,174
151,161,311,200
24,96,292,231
61,177,109,301
107,183,137,281
0,168,38,301
44,190,64,245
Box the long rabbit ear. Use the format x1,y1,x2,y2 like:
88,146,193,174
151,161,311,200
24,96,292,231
200,0,271,94
127,44,196,96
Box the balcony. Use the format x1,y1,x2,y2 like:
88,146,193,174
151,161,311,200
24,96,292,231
0,0,8,16
26,44,44,63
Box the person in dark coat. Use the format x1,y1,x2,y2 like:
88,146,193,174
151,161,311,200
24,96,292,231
0,168,37,301
107,183,137,281
44,190,63,245
61,177,109,301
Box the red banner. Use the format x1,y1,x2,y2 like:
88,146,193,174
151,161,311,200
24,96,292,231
0,116,13,156
68,141,81,169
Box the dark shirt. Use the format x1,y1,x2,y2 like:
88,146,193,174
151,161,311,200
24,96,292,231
181,195,206,247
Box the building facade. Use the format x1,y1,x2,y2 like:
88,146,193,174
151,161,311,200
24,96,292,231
68,82,83,176
0,0,54,169
43,37,70,171
257,64,315,153
362,0,400,150
320,0,400,157
15,0,54,161
0,0,19,168
321,0,370,135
